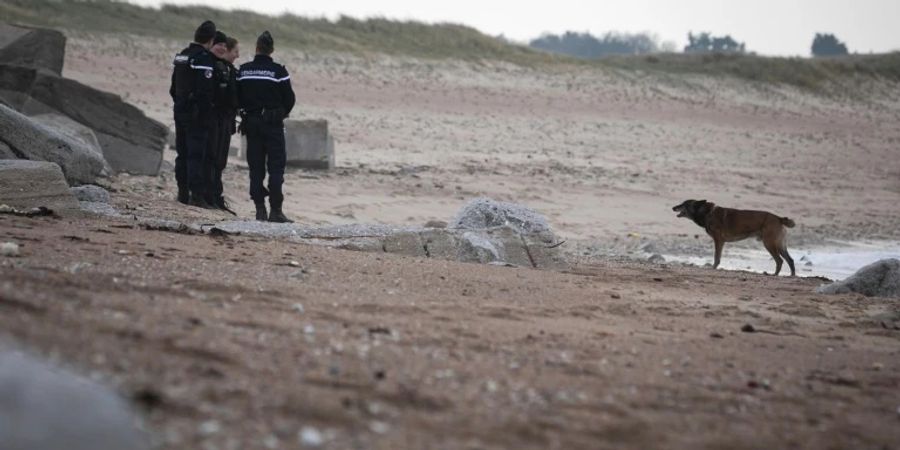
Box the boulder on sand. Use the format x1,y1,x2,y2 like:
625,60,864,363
0,349,148,450
816,258,900,298
0,104,106,185
0,64,167,176
0,160,79,211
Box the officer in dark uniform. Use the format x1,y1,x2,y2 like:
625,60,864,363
207,31,238,214
170,20,218,208
237,31,296,222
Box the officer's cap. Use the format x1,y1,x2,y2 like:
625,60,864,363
194,20,217,44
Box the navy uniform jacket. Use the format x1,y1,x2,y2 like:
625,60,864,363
169,43,217,120
213,57,239,119
237,55,295,119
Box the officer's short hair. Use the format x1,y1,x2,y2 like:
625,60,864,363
194,20,216,44
226,37,239,51
256,31,274,55
213,31,228,46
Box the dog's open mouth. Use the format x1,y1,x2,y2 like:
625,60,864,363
672,206,686,217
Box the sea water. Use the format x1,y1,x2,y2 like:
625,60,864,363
663,241,900,281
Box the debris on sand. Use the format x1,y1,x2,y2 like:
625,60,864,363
815,258,900,298
0,205,55,218
70,185,110,203
648,253,666,264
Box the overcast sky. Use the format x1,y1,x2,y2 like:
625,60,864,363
130,0,900,56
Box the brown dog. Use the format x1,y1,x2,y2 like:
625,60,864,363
672,199,796,276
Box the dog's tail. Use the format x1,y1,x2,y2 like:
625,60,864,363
780,217,796,228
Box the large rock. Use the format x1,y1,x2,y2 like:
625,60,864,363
816,259,900,298
32,114,104,158
0,23,65,75
0,160,79,211
0,104,106,185
0,64,167,175
32,113,109,172
0,350,148,450
0,141,14,159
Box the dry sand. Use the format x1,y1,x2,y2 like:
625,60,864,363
0,30,899,449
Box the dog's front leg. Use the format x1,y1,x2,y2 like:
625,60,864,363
713,238,724,269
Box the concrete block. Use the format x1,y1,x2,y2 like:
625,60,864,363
285,119,335,170
485,226,534,268
421,229,460,260
0,160,79,211
523,233,569,270
0,23,66,75
383,231,426,257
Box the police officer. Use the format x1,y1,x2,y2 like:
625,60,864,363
170,20,218,208
208,31,238,214
237,31,296,223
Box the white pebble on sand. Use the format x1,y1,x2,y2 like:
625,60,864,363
198,420,221,435
1,242,19,257
299,426,324,447
370,421,390,434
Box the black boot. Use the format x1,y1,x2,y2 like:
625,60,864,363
215,197,237,216
268,207,293,223
268,196,293,223
255,202,268,221
188,192,215,209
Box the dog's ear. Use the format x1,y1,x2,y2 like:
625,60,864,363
698,199,707,204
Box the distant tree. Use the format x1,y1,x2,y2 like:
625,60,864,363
684,32,746,54
529,31,660,58
811,33,849,57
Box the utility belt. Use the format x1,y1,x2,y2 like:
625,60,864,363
239,107,286,135
241,107,285,121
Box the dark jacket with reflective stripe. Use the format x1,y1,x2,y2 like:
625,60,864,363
169,43,217,117
237,55,295,117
